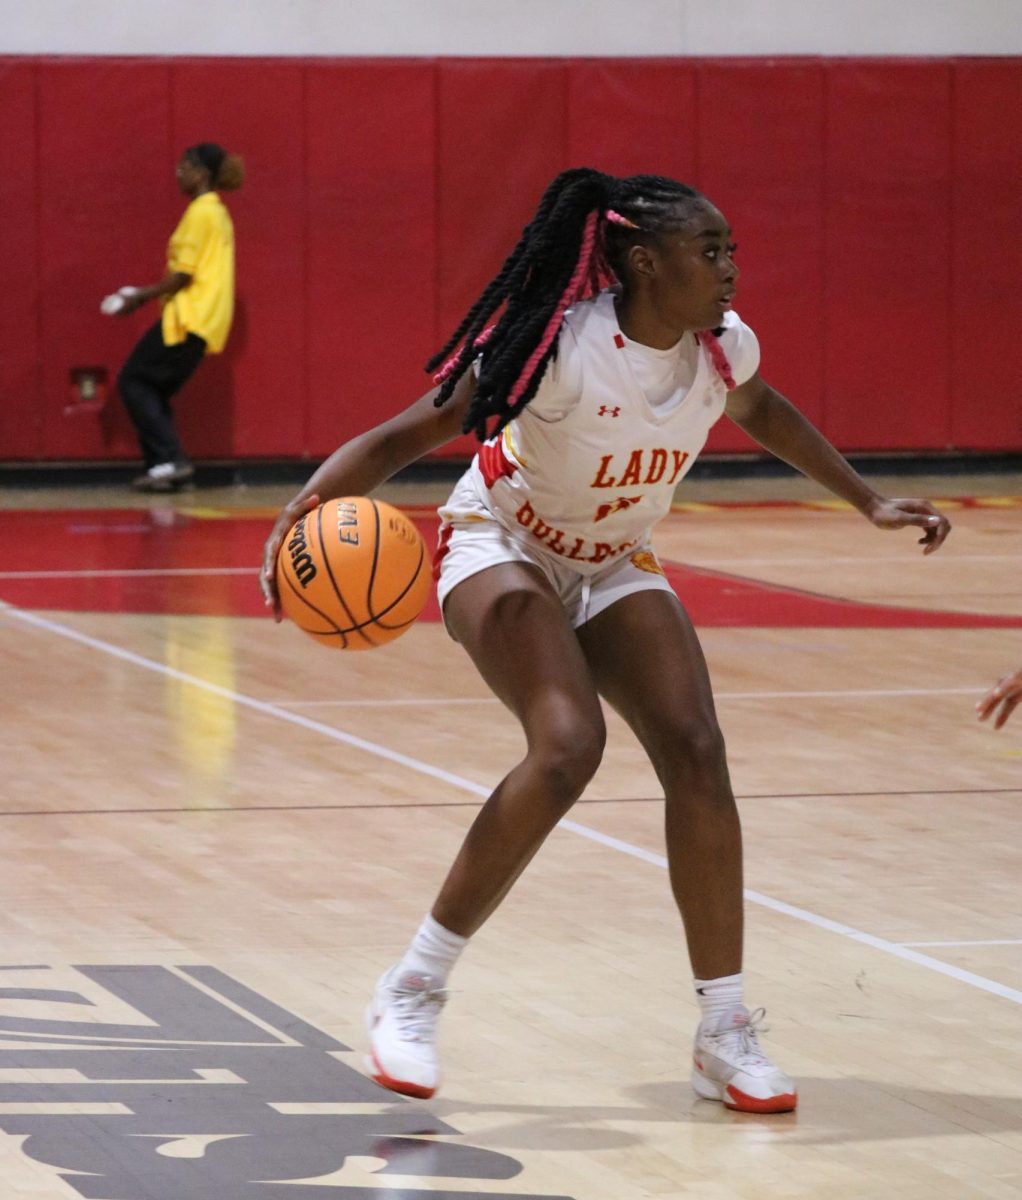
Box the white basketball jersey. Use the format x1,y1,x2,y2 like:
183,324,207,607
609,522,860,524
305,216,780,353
439,291,759,575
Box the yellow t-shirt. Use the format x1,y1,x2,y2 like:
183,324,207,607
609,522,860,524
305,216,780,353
161,192,235,354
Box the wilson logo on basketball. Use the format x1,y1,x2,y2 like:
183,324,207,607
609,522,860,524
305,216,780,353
286,516,318,588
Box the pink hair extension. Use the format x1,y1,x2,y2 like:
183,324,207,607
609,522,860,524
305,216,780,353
585,224,616,297
605,209,640,229
434,207,619,405
696,330,736,390
432,323,496,384
506,209,600,408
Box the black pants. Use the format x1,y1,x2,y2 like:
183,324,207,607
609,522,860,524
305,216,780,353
118,321,206,468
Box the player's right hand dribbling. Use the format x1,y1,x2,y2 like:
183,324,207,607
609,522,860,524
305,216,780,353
260,493,320,621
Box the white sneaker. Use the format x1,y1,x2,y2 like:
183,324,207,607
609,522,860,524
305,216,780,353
691,1005,797,1113
366,967,447,1098
131,462,194,493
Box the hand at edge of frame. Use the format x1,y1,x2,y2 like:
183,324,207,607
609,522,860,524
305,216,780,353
260,493,321,622
865,497,951,554
976,669,1022,730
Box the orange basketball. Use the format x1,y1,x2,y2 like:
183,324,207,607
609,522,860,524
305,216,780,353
275,497,431,650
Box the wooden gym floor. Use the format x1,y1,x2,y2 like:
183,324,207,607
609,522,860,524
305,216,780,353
0,468,1020,1200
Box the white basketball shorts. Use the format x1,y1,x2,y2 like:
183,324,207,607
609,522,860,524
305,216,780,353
433,519,677,637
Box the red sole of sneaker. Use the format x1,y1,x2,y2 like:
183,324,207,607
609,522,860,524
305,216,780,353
368,1050,436,1100
724,1084,798,1114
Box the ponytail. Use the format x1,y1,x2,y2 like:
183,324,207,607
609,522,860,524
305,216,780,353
215,153,245,191
184,142,245,191
430,168,715,440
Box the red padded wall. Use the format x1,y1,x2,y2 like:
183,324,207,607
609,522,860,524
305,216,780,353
1,55,1020,465
951,61,1022,449
0,61,42,459
436,60,569,458
823,62,953,449
36,60,175,460
437,61,569,337
566,60,697,180
305,61,437,456
695,61,827,452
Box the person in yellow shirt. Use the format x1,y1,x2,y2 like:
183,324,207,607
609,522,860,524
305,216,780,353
107,142,244,492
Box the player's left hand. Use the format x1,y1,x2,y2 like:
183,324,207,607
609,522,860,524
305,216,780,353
260,492,321,622
865,498,951,554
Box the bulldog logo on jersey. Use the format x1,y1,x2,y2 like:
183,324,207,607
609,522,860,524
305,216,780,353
630,550,665,576
594,495,642,523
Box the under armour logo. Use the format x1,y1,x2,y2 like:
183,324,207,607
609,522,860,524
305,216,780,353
597,405,621,418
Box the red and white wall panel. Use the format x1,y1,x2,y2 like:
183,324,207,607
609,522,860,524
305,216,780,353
0,56,1019,461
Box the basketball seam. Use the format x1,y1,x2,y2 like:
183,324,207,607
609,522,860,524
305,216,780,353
317,500,375,648
288,597,420,638
287,552,427,643
367,498,382,618
366,500,428,629
278,550,350,649
367,541,427,628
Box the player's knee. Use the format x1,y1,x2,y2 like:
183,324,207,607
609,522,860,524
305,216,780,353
657,717,729,789
532,718,605,809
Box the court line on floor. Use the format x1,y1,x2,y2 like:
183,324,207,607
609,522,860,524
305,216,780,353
681,554,1019,567
0,552,1018,580
278,697,502,707
2,787,1021,820
272,685,984,706
6,601,1021,1009
900,939,1022,948
0,568,257,579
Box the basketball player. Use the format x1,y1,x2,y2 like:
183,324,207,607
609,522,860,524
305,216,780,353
977,668,1022,728
107,143,244,492
260,169,951,1113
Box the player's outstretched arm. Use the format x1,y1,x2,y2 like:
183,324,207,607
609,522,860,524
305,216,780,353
259,372,473,619
119,272,192,315
725,372,950,554
977,669,1022,729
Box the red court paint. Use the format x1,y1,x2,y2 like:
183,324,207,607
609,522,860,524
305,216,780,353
0,507,1019,630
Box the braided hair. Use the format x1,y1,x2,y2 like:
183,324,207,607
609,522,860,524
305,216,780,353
429,167,723,440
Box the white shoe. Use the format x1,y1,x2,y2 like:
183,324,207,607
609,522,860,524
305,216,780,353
366,967,447,1098
691,1005,797,1113
131,462,194,493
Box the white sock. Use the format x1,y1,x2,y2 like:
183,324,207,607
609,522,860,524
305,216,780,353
694,972,744,1026
395,913,468,988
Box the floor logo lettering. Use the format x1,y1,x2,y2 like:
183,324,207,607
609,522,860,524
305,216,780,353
0,964,574,1199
